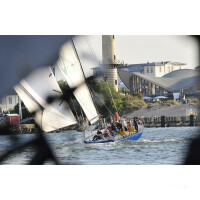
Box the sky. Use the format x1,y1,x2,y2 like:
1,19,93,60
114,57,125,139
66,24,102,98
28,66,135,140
71,35,199,78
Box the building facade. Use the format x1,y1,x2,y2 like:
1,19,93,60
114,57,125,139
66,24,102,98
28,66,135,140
143,62,186,77
0,95,19,113
118,61,186,77
118,69,200,96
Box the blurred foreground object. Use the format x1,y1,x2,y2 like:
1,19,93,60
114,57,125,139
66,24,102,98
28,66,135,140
184,136,200,164
14,67,77,132
0,35,72,98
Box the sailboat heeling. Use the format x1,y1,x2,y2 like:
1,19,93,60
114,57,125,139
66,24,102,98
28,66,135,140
57,41,99,125
14,67,77,132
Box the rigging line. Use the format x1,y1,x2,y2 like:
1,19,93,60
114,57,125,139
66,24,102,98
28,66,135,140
70,96,80,123
71,38,100,118
87,83,114,116
88,83,113,116
84,35,98,61
106,81,118,113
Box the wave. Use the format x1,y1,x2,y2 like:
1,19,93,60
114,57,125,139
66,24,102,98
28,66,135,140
134,138,187,145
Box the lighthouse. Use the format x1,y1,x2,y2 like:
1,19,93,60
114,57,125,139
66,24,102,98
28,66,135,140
102,35,119,92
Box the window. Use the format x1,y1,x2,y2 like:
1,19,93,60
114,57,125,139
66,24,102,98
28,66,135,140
151,68,153,73
115,80,117,85
114,55,116,60
113,35,115,39
9,97,12,104
147,68,149,73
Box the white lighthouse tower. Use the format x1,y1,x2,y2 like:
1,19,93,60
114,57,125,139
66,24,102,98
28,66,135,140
102,35,119,92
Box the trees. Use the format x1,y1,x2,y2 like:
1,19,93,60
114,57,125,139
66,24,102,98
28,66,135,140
87,80,146,117
58,79,146,118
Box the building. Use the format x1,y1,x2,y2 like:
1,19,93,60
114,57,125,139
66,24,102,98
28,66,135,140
118,68,200,97
118,61,186,77
93,61,187,92
0,92,19,113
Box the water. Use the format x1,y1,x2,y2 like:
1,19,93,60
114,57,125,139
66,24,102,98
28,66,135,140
0,127,199,165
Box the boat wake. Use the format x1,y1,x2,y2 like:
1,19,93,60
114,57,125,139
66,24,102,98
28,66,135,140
134,138,186,145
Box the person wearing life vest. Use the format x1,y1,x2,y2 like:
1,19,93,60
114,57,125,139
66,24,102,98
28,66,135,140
120,127,126,137
114,112,119,121
128,125,135,133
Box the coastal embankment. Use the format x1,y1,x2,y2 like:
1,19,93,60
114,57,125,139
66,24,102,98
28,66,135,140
123,103,200,127
123,104,199,118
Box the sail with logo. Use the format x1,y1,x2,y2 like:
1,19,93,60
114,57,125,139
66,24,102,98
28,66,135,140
56,40,99,125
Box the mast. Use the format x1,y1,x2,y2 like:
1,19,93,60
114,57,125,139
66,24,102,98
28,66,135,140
71,38,87,83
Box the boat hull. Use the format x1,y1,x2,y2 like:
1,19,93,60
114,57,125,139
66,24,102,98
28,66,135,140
84,129,143,144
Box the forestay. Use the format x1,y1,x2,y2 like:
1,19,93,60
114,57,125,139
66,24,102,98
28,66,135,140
14,67,77,132
57,41,99,125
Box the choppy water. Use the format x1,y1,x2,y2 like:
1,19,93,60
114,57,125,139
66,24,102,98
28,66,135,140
0,127,199,164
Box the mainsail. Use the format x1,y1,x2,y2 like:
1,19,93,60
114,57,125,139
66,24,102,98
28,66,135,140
57,40,99,125
14,67,77,132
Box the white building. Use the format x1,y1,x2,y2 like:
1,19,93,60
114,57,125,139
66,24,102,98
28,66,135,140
118,61,186,77
0,93,19,113
143,61,186,77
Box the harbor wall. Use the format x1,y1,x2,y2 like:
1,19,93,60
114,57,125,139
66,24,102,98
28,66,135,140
142,115,200,128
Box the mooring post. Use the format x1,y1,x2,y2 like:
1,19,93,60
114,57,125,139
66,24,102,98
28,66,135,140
161,116,166,127
189,115,194,126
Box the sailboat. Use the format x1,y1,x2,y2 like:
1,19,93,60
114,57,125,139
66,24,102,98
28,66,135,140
56,39,144,144
14,38,143,143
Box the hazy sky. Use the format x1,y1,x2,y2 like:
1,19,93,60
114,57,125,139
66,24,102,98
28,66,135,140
72,35,199,77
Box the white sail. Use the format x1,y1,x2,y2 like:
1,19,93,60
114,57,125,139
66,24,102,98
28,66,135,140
57,41,99,124
14,67,77,132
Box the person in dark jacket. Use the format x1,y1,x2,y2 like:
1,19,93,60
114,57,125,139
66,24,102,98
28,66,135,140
133,117,138,132
92,130,103,141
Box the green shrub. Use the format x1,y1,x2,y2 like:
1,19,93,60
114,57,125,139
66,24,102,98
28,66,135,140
165,100,180,106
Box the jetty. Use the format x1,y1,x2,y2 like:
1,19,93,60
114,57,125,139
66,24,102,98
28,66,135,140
142,115,200,128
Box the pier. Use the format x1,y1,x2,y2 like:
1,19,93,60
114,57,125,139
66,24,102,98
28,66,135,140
142,115,200,128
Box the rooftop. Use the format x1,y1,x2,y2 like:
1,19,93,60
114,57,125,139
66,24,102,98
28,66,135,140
118,61,187,72
118,69,199,93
